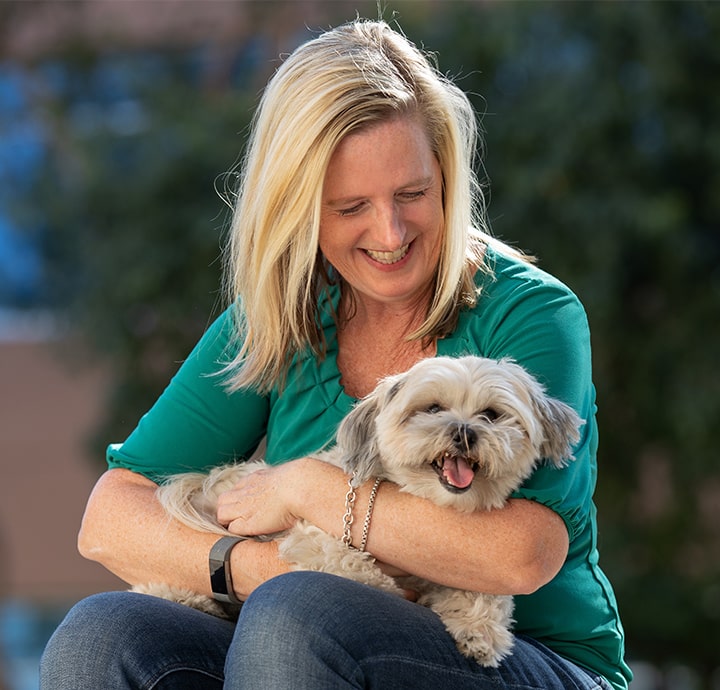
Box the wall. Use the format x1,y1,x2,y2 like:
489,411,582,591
0,332,124,605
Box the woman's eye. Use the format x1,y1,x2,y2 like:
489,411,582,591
338,203,364,217
399,190,425,202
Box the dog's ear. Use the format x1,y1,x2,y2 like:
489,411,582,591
335,390,385,485
534,395,584,467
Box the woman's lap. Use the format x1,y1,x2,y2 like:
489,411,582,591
228,571,610,690
40,591,233,689
40,572,610,690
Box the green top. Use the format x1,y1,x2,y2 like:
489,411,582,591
108,246,631,689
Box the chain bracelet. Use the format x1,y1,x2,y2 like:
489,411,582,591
341,473,357,547
359,477,383,552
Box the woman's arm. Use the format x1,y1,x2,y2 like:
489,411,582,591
80,457,566,602
78,468,291,600
217,457,569,596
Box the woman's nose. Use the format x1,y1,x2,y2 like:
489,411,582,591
372,202,406,249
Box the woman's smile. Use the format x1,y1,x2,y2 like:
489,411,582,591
364,242,411,266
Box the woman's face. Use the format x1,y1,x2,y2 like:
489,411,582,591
320,115,444,313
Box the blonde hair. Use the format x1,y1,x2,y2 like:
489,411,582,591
223,19,493,393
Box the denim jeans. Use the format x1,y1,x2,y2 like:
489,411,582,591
41,572,612,689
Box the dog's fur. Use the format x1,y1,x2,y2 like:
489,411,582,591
134,355,582,666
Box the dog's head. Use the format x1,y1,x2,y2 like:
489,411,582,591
335,356,583,511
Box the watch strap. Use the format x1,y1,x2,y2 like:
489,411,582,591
209,535,247,604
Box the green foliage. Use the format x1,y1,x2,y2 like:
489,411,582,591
20,0,720,679
35,52,256,442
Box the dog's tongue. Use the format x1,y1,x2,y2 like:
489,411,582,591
443,455,475,489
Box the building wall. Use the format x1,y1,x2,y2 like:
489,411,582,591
0,338,124,605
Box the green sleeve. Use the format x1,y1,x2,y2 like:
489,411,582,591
444,251,598,540
106,308,269,484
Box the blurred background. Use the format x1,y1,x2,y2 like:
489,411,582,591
0,1,718,688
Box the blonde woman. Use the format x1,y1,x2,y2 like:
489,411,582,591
41,20,631,690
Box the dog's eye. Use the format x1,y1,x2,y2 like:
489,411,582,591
426,403,443,414
478,408,499,422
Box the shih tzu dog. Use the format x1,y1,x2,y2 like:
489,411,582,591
134,355,582,667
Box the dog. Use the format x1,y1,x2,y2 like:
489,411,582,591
134,355,582,666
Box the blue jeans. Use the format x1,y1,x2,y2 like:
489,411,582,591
41,572,611,689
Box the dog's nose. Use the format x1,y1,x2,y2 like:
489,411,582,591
452,424,477,450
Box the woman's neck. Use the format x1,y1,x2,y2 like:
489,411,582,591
336,287,437,399
339,285,432,338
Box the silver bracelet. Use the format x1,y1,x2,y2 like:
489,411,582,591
342,473,383,552
341,474,356,548
359,478,383,552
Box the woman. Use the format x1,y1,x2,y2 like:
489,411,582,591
41,19,632,690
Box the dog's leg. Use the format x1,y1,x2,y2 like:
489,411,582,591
416,584,515,667
279,522,404,596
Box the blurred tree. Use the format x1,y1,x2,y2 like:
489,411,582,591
30,48,257,443
8,0,720,683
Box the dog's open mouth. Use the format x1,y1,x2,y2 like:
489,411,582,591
431,452,478,493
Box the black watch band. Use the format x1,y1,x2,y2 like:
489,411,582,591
209,536,247,604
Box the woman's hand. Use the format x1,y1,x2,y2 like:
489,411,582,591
216,458,309,536
216,458,420,601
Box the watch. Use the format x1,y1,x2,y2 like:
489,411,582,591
209,536,247,604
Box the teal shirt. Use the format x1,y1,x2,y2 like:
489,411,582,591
108,246,632,689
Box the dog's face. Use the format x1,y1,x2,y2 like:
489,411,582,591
335,356,582,511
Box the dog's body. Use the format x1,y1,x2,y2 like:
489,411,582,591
134,355,582,666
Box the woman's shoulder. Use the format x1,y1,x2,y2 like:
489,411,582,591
473,241,587,322
478,241,578,298
443,240,590,367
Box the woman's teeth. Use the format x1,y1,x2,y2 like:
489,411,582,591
365,244,410,265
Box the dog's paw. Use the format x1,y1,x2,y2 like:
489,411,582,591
452,621,514,667
418,586,515,667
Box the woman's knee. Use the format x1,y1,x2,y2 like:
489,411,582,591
42,592,133,661
41,591,233,689
237,571,372,639
41,592,144,687
233,571,442,663
227,573,371,688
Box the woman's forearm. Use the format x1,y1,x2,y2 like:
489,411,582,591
78,468,289,600
286,458,569,596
